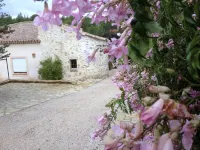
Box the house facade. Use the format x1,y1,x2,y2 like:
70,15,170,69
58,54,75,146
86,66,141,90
0,22,109,82
0,22,41,81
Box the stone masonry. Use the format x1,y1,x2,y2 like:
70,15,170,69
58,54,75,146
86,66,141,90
38,25,109,82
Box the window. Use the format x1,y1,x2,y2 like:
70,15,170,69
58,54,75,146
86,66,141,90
70,59,77,70
12,58,27,74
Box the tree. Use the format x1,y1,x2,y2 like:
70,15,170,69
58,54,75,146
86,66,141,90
0,0,10,60
0,45,9,60
62,16,116,39
30,14,38,21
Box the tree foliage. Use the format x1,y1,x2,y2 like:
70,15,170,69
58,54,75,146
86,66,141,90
0,0,10,60
62,16,116,39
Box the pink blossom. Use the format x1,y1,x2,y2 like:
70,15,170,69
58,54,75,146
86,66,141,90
141,70,149,80
157,133,174,150
140,136,157,150
163,139,174,150
181,120,195,150
33,2,53,30
98,113,109,126
189,89,200,98
108,46,128,59
85,49,97,63
158,133,170,150
166,39,174,49
151,74,158,81
169,120,181,132
156,1,161,9
52,0,76,18
91,129,107,140
152,33,160,37
112,125,125,137
133,121,143,139
141,99,164,125
146,48,153,58
103,47,110,54
70,18,84,40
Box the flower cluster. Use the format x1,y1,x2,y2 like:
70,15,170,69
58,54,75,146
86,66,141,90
34,0,133,65
33,0,200,149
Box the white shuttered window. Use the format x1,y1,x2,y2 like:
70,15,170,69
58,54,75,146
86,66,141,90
12,58,27,73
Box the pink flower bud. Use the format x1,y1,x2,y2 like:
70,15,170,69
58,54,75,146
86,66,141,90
148,85,171,93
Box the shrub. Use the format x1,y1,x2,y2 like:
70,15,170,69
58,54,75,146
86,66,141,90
38,56,63,80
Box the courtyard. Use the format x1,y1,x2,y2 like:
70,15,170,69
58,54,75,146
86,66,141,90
0,81,100,117
0,77,119,150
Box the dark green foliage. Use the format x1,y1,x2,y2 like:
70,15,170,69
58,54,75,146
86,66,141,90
129,0,200,89
0,13,32,26
62,17,116,39
0,0,10,60
0,45,9,60
128,0,200,148
38,57,63,80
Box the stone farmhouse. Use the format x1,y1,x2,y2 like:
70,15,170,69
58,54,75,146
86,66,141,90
0,22,109,82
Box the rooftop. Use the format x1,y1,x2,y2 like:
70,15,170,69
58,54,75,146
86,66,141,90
0,22,107,45
0,22,40,44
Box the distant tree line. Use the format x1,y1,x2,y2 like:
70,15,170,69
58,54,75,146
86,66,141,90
62,16,117,39
0,11,117,39
0,13,36,26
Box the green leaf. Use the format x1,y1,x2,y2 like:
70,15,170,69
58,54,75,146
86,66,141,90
143,21,163,33
134,11,152,22
128,43,146,60
134,22,147,36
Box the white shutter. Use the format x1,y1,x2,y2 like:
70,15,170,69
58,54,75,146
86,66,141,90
12,58,27,73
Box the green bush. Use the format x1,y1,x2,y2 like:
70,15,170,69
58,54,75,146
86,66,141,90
38,57,63,80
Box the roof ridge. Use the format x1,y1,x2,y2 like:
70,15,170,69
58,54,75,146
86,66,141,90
8,21,33,26
61,24,108,41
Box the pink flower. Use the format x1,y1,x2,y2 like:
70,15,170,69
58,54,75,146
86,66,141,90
157,133,174,150
103,47,110,54
85,49,97,63
97,113,109,126
181,120,195,150
140,136,157,150
169,120,181,132
141,99,164,125
91,128,107,140
146,48,153,58
152,33,160,37
158,133,170,150
133,121,143,139
156,1,161,9
151,74,158,81
189,89,200,98
33,2,53,30
166,39,174,49
163,138,174,150
108,46,128,59
112,125,125,137
141,70,149,80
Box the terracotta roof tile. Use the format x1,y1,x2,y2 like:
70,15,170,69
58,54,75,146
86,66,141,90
0,22,40,44
0,22,108,44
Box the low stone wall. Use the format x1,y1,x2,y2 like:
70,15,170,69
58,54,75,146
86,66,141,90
0,79,72,86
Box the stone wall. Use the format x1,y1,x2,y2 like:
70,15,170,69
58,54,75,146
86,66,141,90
38,25,109,82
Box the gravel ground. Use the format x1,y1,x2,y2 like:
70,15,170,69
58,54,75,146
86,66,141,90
0,76,119,150
0,80,101,117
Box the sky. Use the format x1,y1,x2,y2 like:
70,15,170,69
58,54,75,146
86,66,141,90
3,0,52,17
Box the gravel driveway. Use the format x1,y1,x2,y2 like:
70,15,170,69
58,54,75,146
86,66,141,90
0,81,99,117
0,77,119,150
